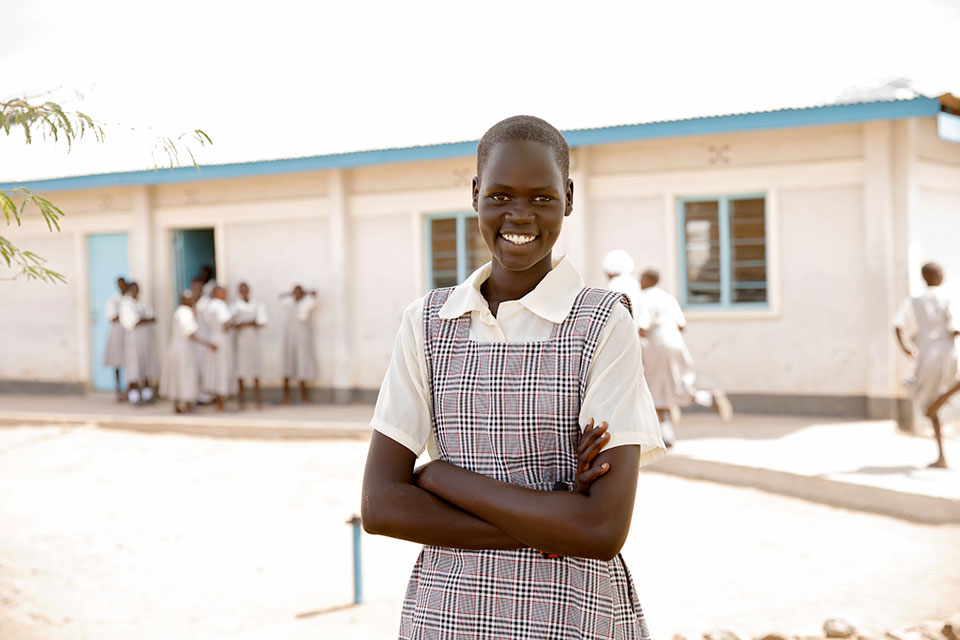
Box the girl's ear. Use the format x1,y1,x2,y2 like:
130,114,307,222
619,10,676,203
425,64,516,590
472,177,480,212
564,178,574,217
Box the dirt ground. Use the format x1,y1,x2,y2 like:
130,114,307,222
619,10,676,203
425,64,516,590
1,425,957,640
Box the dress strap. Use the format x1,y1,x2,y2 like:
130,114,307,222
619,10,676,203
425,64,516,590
557,287,631,402
422,287,458,411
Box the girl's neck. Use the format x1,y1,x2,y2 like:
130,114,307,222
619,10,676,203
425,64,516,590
483,253,554,314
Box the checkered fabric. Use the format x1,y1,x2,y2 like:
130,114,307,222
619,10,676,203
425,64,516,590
398,287,651,640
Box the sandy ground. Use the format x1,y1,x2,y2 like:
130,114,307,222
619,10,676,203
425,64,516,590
1,425,957,640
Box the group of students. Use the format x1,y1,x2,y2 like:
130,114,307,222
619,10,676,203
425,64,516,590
103,269,320,413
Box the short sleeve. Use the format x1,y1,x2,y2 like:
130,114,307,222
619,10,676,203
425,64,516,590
214,301,231,324
580,302,666,468
671,294,687,329
118,300,139,331
178,308,198,337
370,297,434,455
892,297,916,336
297,296,317,322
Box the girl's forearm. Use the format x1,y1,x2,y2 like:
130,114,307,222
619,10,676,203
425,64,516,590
361,479,525,550
418,455,637,560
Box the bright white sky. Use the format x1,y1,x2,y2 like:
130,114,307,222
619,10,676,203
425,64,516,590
2,0,958,182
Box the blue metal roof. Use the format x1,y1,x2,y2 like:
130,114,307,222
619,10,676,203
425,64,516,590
2,96,944,193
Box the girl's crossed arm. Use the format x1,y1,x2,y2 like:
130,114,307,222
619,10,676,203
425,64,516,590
361,421,613,551
415,439,639,561
362,431,525,550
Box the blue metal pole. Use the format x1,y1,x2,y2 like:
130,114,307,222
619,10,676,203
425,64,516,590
346,514,363,605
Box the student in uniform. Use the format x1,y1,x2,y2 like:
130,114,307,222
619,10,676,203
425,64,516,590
160,291,217,414
199,264,217,298
231,282,268,410
202,285,234,411
192,277,212,405
603,249,651,335
280,285,318,404
103,277,129,401
637,268,732,446
137,292,159,403
118,282,156,405
362,115,666,639
893,261,960,468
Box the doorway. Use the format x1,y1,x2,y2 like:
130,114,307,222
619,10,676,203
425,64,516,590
87,233,129,391
171,228,216,300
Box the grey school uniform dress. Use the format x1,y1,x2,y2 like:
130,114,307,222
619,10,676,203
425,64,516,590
637,286,697,409
102,294,126,368
232,298,268,379
202,298,235,396
160,305,201,402
281,296,318,380
400,287,651,640
120,296,148,383
894,286,960,411
136,303,159,382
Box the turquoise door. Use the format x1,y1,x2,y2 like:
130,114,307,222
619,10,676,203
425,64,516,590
88,233,129,391
171,228,216,301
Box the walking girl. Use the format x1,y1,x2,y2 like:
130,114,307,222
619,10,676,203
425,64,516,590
362,116,665,639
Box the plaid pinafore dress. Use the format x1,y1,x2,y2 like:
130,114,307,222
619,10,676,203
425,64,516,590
399,286,651,640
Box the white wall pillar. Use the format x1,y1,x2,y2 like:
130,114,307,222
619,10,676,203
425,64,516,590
862,121,907,423
129,186,154,300
328,170,352,402
564,147,590,273
74,232,90,386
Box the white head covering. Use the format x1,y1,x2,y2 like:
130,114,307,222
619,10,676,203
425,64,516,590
602,249,636,277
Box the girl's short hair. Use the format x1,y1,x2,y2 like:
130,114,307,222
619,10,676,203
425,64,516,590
477,115,570,180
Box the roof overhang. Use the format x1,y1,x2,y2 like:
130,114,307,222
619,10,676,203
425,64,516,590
3,95,951,194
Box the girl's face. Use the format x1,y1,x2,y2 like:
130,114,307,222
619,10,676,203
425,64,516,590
472,140,573,273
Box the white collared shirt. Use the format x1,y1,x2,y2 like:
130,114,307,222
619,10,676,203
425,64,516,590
372,256,665,467
173,305,199,338
105,293,123,321
893,286,955,341
118,295,144,331
231,298,268,326
606,273,651,330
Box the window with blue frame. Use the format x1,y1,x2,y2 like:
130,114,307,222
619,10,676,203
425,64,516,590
425,212,490,289
678,195,767,308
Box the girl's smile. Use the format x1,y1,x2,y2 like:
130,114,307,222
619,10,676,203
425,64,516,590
500,232,538,246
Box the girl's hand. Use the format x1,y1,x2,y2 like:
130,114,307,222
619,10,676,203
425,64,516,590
573,419,610,495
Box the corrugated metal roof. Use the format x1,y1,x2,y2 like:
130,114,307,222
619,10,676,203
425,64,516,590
1,95,950,194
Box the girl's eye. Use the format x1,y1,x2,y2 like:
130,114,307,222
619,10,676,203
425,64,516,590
490,194,510,202
533,196,554,203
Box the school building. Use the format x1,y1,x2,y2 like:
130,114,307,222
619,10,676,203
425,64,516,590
2,94,959,426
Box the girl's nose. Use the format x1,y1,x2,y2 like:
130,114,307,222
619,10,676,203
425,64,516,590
503,203,535,222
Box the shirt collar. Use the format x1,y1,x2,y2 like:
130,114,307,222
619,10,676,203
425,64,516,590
438,256,585,324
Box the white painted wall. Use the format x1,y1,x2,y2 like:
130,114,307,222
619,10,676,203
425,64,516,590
913,188,960,310
0,231,81,381
349,212,420,388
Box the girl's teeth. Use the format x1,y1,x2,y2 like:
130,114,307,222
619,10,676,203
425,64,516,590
502,233,537,245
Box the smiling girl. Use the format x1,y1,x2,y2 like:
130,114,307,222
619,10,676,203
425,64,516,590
361,116,665,639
